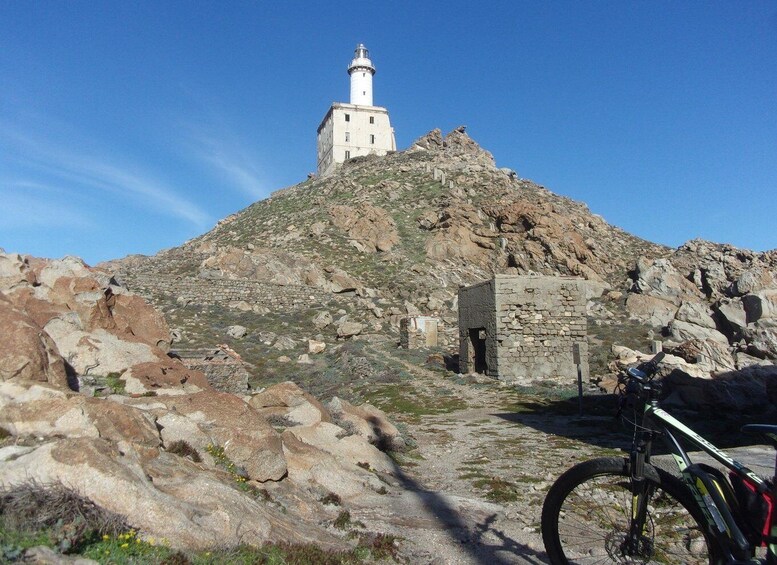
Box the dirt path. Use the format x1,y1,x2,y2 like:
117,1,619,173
346,353,776,564
349,357,626,564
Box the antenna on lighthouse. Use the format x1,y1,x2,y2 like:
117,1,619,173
347,43,375,106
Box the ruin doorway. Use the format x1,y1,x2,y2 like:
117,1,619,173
468,328,487,374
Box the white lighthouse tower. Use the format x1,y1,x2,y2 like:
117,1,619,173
348,43,375,106
317,43,396,176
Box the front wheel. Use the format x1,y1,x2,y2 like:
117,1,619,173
541,457,722,564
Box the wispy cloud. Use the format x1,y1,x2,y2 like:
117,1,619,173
181,120,269,201
0,124,211,227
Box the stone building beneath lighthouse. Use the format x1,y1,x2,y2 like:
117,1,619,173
458,275,588,385
317,44,396,176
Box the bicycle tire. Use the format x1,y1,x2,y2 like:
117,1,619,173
541,457,723,564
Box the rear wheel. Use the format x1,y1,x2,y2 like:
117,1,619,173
541,457,722,564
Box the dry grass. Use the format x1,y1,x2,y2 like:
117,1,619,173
166,440,203,463
1,480,130,554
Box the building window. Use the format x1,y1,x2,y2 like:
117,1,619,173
345,132,350,142
369,116,374,124
370,134,375,144
345,114,350,122
345,150,350,160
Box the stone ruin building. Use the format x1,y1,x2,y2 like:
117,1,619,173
458,275,588,385
172,345,251,394
400,316,441,349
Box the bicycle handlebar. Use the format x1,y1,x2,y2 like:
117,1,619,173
635,351,665,378
618,351,665,388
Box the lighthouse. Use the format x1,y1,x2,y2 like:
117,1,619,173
317,43,396,176
348,43,375,106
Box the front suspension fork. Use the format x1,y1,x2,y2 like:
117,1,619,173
624,438,653,556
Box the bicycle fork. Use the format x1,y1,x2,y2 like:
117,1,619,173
624,438,654,557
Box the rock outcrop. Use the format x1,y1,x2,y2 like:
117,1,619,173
0,253,405,552
624,241,777,376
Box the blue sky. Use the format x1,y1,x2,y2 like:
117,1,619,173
2,2,776,265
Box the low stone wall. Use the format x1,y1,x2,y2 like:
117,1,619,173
122,274,337,312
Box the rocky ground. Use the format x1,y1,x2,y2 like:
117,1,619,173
351,353,774,564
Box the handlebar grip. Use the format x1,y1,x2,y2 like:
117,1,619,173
651,351,665,365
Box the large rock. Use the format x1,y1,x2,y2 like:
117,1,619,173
0,391,160,448
736,267,776,295
742,320,777,360
287,421,395,475
1,438,337,551
717,297,748,334
0,296,68,387
675,301,716,329
632,257,703,305
327,269,361,293
667,319,729,345
670,239,777,299
327,396,406,451
33,256,93,289
610,345,710,379
312,311,333,329
0,253,36,291
136,391,287,482
668,338,736,374
625,294,678,327
226,324,248,339
336,317,364,339
109,293,172,352
742,290,777,324
249,381,332,427
281,431,389,500
661,365,777,418
328,204,399,253
44,317,160,376
408,128,444,151
122,361,212,396
46,276,115,332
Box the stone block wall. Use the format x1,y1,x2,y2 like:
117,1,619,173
400,316,441,349
459,275,587,384
174,347,250,394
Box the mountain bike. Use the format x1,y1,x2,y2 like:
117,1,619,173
540,351,777,564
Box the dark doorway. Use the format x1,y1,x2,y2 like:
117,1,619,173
469,328,487,374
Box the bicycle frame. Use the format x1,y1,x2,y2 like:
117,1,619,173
631,398,777,563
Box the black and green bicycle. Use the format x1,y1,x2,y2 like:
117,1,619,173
541,352,777,564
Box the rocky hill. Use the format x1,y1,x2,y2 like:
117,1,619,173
103,128,777,395
2,128,777,562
